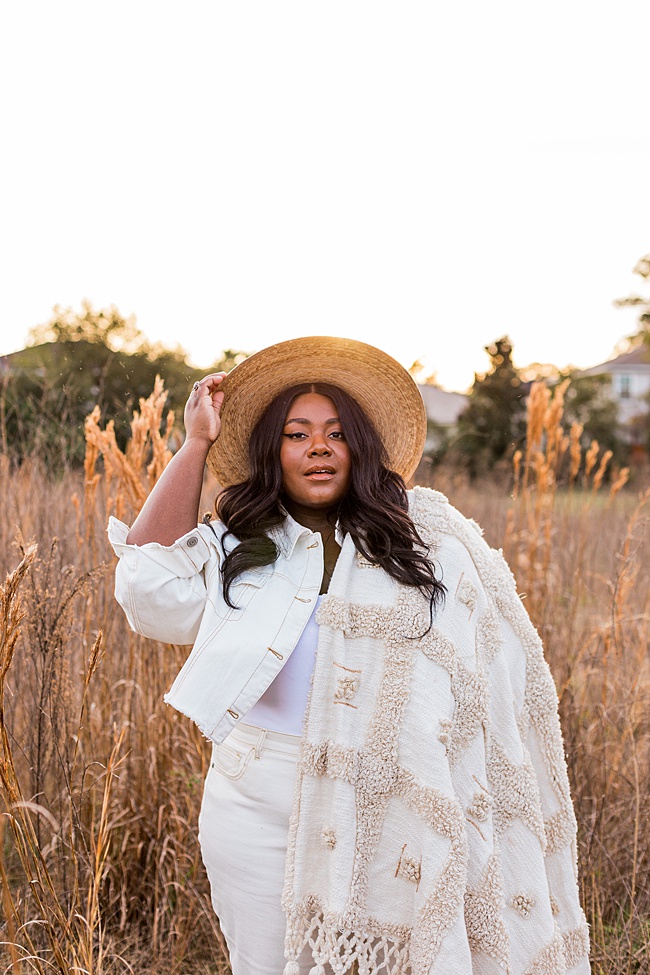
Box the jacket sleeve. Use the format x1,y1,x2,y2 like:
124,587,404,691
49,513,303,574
107,516,221,646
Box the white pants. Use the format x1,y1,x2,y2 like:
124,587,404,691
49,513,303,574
198,723,313,975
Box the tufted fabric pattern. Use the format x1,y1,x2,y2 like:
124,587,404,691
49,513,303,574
282,487,590,975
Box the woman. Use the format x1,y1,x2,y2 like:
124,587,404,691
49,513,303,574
108,336,590,975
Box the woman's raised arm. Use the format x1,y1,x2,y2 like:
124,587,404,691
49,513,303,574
126,373,225,546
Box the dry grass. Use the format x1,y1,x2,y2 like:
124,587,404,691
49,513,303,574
0,382,228,974
0,378,649,973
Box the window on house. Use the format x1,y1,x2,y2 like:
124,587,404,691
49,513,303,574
618,375,631,399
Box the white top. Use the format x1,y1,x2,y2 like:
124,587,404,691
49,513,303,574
246,595,322,736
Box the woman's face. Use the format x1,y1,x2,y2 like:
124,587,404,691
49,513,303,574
280,392,351,511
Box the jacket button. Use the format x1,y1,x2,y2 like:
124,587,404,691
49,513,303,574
186,536,198,548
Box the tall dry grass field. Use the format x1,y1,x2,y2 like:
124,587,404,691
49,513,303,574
0,379,649,974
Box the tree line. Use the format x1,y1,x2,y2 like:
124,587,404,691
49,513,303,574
2,252,649,475
444,335,625,477
0,302,247,468
433,254,650,477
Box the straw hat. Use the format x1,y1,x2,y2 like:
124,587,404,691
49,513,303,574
207,336,427,487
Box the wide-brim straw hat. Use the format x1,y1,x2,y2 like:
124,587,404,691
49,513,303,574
207,335,427,487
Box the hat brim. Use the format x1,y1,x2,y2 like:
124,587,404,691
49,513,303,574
207,336,427,487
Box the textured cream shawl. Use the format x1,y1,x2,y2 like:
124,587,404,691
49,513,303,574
281,487,590,975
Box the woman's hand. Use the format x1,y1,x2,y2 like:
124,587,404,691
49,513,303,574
184,373,227,445
126,372,228,545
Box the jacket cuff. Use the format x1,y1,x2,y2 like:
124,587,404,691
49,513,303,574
107,516,212,575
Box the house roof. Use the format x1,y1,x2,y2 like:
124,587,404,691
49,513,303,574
580,342,650,376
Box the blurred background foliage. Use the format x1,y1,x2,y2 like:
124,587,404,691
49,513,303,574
0,301,248,468
2,257,650,477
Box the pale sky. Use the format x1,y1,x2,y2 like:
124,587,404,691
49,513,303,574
1,1,649,392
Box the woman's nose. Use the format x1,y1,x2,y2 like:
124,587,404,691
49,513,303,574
308,436,331,455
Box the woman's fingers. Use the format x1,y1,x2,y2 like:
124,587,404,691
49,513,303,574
190,373,227,410
191,372,227,398
184,373,227,443
211,388,225,411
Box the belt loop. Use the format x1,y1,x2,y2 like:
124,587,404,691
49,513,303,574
254,728,268,760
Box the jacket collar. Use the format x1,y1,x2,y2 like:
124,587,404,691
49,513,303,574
269,507,345,559
268,512,312,559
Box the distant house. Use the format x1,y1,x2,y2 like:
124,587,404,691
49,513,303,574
418,384,468,425
417,384,468,453
579,344,650,438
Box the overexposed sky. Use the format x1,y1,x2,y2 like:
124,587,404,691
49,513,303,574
1,1,649,391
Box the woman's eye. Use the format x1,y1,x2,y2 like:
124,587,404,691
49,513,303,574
329,431,345,440
284,432,306,440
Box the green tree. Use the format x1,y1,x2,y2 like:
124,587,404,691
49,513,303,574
454,336,526,476
27,299,144,352
2,303,249,467
561,372,624,461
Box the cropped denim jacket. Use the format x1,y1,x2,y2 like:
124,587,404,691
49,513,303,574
108,513,338,743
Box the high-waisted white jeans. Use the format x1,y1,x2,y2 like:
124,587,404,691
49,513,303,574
198,723,313,975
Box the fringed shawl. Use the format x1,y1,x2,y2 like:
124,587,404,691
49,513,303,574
281,488,590,975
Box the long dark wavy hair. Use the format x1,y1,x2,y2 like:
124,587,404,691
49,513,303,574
215,383,446,622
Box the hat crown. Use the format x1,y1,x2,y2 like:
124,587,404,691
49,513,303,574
207,336,426,486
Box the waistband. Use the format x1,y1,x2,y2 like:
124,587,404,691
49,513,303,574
221,721,302,757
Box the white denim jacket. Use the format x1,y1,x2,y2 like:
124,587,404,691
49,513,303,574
108,513,336,743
